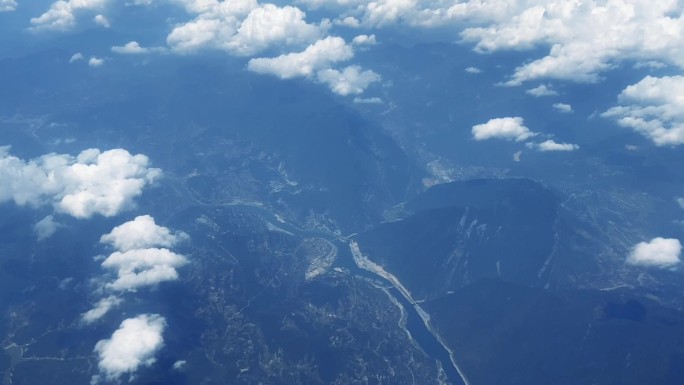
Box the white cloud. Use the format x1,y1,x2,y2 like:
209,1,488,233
0,147,161,218
0,0,17,12
336,16,360,27
602,76,684,146
34,215,61,241
465,66,482,74
295,1,684,85
531,139,579,152
112,41,148,54
552,102,572,113
172,360,187,370
678,197,684,209
353,96,383,104
248,36,353,79
352,34,376,45
31,0,108,31
316,65,380,95
93,314,166,382
88,57,105,67
94,14,110,27
471,117,536,142
167,2,323,55
81,296,122,324
69,52,85,63
229,4,322,55
361,0,418,27
102,248,188,291
100,215,187,252
459,1,684,85
526,84,558,97
627,237,681,268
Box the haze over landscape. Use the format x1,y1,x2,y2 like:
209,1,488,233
1,1,684,384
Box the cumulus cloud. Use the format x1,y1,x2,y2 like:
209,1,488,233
82,296,122,324
100,215,188,252
552,102,572,113
248,36,353,79
31,0,108,31
529,139,579,152
93,314,166,383
471,117,536,142
88,57,105,67
94,14,110,27
0,147,161,218
526,84,558,97
627,237,681,268
167,2,324,55
295,1,684,85
69,52,85,63
602,75,684,146
0,0,17,12
358,0,418,27
112,41,149,54
34,215,61,241
465,66,482,74
352,34,376,45
456,1,684,85
316,65,380,95
101,248,188,291
99,216,189,292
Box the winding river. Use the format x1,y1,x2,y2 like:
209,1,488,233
217,202,469,385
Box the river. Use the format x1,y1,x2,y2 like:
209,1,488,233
174,183,469,385
225,203,469,385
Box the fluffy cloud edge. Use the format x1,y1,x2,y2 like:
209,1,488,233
31,0,109,31
529,139,579,152
93,314,166,382
101,248,188,292
100,215,188,252
247,36,353,79
0,147,161,219
0,0,17,12
602,75,684,146
81,296,123,324
316,65,380,95
627,237,682,268
471,117,536,142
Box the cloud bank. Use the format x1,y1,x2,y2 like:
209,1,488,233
627,237,682,268
93,314,166,382
0,147,161,218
